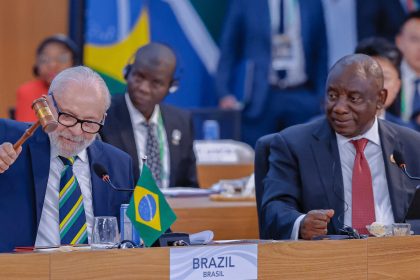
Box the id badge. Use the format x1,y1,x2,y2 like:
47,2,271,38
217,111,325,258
271,34,294,70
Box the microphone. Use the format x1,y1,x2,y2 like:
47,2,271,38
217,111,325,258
392,150,420,181
93,163,134,191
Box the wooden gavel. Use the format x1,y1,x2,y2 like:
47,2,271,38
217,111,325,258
13,97,58,150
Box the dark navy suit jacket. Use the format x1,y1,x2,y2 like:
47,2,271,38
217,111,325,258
215,0,328,118
100,94,198,187
0,119,134,252
357,0,407,42
262,117,420,239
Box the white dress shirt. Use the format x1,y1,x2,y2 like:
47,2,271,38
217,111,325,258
291,118,394,239
336,118,394,227
35,147,94,247
125,94,170,188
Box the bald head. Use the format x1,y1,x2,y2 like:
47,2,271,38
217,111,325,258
127,43,177,120
328,54,384,91
133,43,176,76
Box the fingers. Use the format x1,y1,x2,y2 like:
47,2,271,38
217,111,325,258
323,209,335,219
310,219,329,229
299,209,335,240
0,143,20,173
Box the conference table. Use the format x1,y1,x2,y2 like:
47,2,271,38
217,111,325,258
2,236,420,279
167,196,259,240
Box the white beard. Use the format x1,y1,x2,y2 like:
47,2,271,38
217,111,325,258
49,130,95,158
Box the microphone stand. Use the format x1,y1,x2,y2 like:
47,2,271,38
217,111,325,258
400,165,420,181
101,174,134,192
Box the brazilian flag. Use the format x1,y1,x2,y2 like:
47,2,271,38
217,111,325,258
126,165,176,247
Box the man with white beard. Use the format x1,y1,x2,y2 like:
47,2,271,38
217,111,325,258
0,66,134,252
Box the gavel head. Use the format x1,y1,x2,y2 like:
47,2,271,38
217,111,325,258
31,97,58,133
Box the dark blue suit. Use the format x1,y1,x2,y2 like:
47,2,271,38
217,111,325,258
0,119,134,252
262,117,420,239
357,0,407,42
215,0,328,146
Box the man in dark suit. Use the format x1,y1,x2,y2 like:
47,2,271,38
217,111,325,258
215,0,328,146
100,43,198,188
262,54,420,240
396,11,420,128
0,66,133,252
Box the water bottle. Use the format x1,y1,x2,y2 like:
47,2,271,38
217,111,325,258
203,120,220,140
120,204,141,245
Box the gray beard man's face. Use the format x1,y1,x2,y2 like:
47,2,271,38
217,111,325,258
49,129,95,158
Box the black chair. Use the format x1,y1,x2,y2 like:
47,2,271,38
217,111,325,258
254,133,276,239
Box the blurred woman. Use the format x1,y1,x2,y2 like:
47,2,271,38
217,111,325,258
15,34,79,122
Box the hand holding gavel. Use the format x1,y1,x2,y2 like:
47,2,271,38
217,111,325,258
0,97,57,173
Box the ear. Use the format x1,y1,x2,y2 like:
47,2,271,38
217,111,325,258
377,88,388,110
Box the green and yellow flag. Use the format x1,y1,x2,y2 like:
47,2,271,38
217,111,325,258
126,165,176,247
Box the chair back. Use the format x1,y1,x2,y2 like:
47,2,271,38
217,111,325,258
254,133,276,238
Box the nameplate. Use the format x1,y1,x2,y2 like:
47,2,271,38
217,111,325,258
196,144,238,163
170,244,258,280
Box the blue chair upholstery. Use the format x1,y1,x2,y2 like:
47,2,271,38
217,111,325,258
254,133,276,239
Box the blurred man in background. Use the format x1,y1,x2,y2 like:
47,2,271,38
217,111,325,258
100,43,198,188
396,11,420,127
215,0,328,146
355,37,413,128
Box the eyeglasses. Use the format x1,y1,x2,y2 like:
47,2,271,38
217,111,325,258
49,92,104,134
38,54,72,65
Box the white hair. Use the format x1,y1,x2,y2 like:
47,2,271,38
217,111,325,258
49,66,111,109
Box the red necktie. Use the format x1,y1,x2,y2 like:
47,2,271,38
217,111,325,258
351,138,375,234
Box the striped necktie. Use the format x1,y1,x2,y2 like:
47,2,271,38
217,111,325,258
58,156,88,245
143,122,162,187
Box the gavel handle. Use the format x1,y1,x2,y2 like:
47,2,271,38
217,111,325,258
13,121,41,150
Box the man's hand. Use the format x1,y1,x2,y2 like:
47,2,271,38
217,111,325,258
0,143,21,173
300,209,334,240
219,95,240,109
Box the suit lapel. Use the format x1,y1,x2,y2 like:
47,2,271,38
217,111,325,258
378,120,406,222
87,141,109,216
28,130,51,228
160,105,177,187
311,120,344,231
117,96,140,173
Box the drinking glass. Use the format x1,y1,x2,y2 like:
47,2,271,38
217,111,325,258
91,216,120,249
392,223,411,236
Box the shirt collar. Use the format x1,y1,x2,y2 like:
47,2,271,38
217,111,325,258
335,117,380,147
50,141,88,163
125,93,160,126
